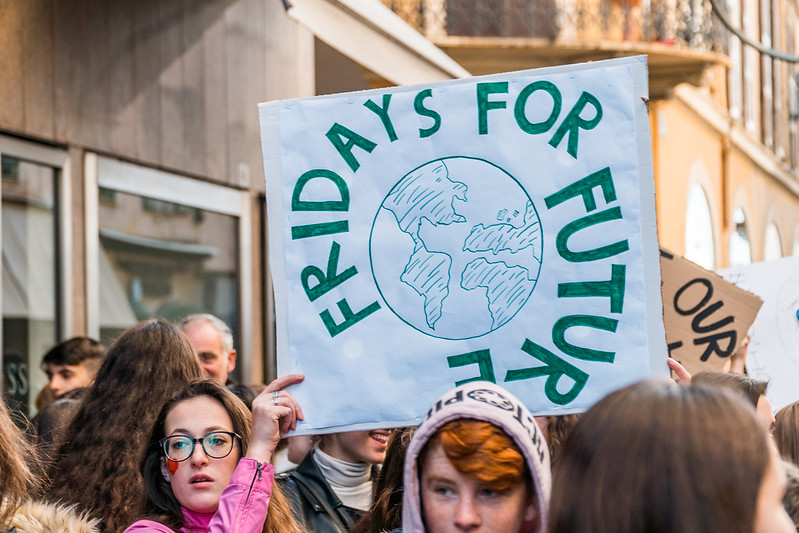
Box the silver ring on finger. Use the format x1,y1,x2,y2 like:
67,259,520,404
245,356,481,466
272,390,281,399
273,397,279,406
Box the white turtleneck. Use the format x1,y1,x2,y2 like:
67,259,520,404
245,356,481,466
312,446,373,511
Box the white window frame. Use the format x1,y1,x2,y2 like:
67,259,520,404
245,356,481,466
0,135,72,382
84,154,253,377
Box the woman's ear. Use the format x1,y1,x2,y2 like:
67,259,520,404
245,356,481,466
160,457,172,482
520,501,540,533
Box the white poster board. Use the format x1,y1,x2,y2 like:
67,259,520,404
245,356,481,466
259,56,666,434
720,256,799,411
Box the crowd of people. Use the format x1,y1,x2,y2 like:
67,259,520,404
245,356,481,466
2,314,799,532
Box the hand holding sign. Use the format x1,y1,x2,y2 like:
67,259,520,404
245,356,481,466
660,249,762,376
260,56,664,433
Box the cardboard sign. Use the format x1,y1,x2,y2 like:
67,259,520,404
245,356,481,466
259,56,667,434
720,256,799,410
660,249,763,376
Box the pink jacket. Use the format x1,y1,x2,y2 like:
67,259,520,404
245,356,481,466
124,457,273,533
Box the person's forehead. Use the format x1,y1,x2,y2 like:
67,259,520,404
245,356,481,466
166,395,233,430
46,362,87,372
185,322,224,345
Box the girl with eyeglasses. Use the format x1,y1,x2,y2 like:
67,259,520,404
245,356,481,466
125,377,305,533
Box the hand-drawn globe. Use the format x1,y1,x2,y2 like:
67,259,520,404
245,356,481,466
369,156,543,340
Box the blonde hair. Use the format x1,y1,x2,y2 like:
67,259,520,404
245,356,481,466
0,400,39,526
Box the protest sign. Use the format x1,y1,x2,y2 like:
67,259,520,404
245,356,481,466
259,56,667,434
720,256,799,410
660,248,762,376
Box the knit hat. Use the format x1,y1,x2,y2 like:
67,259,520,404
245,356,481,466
401,381,551,533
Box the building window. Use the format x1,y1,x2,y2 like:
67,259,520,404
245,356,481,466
729,207,751,266
0,137,68,417
764,222,783,260
86,156,252,383
685,184,716,270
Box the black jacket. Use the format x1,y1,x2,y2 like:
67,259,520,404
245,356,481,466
277,449,366,533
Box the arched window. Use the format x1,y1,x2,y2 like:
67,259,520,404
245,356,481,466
685,184,715,270
764,222,783,260
729,207,751,266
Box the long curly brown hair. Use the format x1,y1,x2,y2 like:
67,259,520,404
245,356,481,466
44,319,203,532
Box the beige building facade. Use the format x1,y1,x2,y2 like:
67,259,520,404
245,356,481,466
383,0,799,266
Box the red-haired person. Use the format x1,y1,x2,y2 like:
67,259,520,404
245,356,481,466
399,382,551,533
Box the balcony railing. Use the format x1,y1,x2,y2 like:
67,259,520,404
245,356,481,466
383,0,727,55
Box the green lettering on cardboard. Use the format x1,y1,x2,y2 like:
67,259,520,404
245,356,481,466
505,339,588,405
477,82,508,135
544,167,616,212
326,122,377,172
555,207,629,262
291,221,349,240
364,95,398,142
291,169,350,212
447,349,496,386
414,89,441,138
514,80,562,135
300,241,357,302
552,315,618,363
320,298,381,337
548,91,603,159
558,264,626,313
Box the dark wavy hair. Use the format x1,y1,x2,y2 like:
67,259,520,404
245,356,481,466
549,381,772,533
775,401,799,464
352,427,414,533
44,319,203,532
691,371,768,407
140,379,303,533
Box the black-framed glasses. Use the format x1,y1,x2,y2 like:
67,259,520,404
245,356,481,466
160,431,241,462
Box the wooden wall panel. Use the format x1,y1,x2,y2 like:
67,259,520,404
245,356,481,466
200,1,229,182
22,0,54,139
132,0,163,164
225,1,248,188
244,0,266,191
264,0,316,102
182,0,207,177
159,1,186,170
81,1,111,150
0,1,26,132
3,0,314,186
53,2,81,141
108,0,136,157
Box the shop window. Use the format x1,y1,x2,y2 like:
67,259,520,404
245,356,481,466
1,143,66,417
88,156,250,383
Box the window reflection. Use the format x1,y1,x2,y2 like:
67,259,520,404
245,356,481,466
685,184,715,270
729,207,751,266
97,188,240,379
2,156,58,416
764,223,783,261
